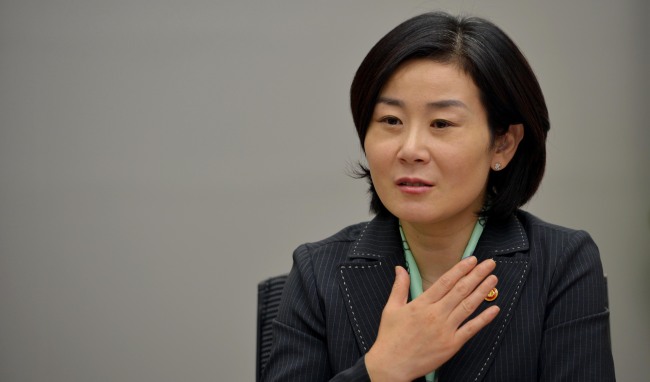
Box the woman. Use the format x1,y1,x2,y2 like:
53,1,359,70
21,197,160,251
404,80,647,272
262,12,615,381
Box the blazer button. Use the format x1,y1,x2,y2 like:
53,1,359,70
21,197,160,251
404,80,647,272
485,287,498,302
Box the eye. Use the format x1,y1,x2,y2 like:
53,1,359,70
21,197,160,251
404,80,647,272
379,116,402,126
431,119,452,129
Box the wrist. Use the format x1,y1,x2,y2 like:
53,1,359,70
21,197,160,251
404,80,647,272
365,349,409,382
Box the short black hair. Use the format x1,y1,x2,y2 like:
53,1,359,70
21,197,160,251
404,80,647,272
350,11,549,222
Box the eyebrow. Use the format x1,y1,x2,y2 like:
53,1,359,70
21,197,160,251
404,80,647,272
376,96,469,110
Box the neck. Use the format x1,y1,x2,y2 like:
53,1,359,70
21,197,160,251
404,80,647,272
401,216,478,287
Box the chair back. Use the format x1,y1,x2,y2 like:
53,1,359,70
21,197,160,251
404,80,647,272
256,274,288,381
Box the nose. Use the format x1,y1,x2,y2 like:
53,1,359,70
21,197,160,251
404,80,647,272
397,125,431,164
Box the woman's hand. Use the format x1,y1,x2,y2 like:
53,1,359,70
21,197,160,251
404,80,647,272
364,257,499,382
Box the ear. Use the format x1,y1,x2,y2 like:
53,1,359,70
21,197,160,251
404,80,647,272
491,124,524,170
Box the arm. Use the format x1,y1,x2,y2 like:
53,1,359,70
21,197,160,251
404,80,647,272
539,230,615,381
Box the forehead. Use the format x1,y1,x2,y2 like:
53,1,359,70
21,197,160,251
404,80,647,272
380,59,480,100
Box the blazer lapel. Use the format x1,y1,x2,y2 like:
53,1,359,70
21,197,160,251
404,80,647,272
337,213,531,381
439,214,531,381
336,213,405,353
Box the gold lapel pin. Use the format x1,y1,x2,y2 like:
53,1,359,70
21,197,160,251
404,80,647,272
485,287,498,302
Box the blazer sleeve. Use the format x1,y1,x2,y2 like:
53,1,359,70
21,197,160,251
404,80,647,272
261,244,370,382
538,230,615,381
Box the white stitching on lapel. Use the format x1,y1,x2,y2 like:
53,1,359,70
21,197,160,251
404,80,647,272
339,267,368,351
351,222,370,256
474,260,530,380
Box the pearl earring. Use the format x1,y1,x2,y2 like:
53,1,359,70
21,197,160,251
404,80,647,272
493,163,502,171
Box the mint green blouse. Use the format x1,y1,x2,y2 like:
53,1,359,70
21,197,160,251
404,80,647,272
398,219,485,382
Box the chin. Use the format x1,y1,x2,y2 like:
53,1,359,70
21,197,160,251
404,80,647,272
388,206,439,224
387,202,481,227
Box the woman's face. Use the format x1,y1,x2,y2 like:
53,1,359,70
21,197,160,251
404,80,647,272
364,59,498,230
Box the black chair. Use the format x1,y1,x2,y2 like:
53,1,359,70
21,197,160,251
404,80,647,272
603,275,609,310
256,274,288,381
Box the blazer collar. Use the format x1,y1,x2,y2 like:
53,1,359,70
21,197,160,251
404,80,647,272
343,211,529,265
347,213,404,263
337,213,404,353
473,213,529,259
337,212,531,380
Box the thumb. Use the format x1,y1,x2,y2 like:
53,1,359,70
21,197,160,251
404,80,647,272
386,266,410,307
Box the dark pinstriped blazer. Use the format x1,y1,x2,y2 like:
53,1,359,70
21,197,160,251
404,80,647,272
262,210,615,381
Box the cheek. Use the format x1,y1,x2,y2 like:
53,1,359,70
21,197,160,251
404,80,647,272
364,135,388,173
439,144,492,185
365,150,394,196
365,151,389,184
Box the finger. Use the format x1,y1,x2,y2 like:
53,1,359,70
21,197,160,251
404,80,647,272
438,258,496,310
453,305,500,345
420,256,478,303
448,274,498,326
385,266,410,307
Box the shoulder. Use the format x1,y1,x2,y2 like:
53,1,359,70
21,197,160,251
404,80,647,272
517,209,597,243
515,209,603,278
301,221,369,249
291,220,370,268
517,209,579,234
516,209,597,248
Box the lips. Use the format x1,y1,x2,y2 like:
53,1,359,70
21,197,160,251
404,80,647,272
396,177,433,187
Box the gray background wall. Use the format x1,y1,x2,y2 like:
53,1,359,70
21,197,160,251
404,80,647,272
1,0,647,380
